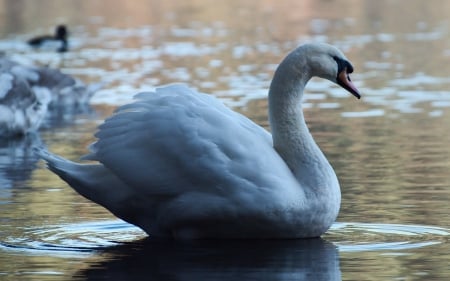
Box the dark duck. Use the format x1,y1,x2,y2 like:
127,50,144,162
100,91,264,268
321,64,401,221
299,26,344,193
28,25,68,52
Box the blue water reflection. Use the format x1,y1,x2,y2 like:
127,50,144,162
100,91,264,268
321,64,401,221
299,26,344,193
2,218,447,280
79,238,341,281
0,133,42,190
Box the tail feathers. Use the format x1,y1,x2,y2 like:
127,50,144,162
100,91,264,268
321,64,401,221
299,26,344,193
34,146,76,175
34,146,136,221
34,146,98,199
35,147,164,233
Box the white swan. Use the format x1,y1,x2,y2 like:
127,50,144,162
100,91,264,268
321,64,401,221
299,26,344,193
36,43,360,239
30,65,102,110
0,57,101,136
1,57,100,109
0,59,50,137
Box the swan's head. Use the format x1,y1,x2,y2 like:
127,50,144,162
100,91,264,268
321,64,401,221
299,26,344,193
301,43,360,99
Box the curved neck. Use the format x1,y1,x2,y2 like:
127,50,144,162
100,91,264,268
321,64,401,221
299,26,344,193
266,44,342,231
268,55,329,182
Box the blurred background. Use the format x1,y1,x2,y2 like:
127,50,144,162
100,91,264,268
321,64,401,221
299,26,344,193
0,0,449,280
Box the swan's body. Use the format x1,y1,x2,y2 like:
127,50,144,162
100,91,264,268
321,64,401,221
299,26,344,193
37,43,360,239
0,57,100,136
28,25,68,52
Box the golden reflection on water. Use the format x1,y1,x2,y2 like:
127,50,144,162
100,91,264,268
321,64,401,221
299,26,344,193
1,0,450,280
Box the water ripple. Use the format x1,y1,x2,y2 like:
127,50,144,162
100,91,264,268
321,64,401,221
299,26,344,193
1,220,447,258
1,220,146,257
329,222,449,253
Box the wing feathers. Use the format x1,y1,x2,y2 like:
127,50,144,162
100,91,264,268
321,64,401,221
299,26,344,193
85,84,297,197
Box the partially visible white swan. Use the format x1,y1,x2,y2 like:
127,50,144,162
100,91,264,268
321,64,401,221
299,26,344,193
29,65,102,110
36,43,360,239
0,57,101,136
0,60,50,137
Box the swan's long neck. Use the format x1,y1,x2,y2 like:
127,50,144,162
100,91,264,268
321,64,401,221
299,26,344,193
267,43,345,234
268,52,337,191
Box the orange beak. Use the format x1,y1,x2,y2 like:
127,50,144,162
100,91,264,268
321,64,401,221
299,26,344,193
337,68,360,99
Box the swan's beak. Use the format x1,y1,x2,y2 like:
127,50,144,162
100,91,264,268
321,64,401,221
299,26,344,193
337,69,360,99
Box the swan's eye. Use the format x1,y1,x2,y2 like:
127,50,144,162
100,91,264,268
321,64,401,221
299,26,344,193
333,56,353,74
346,62,354,73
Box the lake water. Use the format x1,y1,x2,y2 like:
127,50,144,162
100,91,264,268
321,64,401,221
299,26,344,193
1,0,450,280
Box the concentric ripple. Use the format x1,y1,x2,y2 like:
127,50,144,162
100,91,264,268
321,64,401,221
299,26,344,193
0,220,146,257
328,222,449,253
1,220,448,257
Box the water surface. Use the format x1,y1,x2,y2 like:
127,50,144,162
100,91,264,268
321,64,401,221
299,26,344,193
1,0,450,280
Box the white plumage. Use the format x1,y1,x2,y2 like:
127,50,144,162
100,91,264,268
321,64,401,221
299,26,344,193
0,57,101,136
0,60,50,136
37,43,360,239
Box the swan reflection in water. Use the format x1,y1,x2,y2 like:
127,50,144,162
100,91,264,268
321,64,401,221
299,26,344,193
78,238,341,281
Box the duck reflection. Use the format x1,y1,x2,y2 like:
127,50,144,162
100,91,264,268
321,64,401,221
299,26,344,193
79,238,341,281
